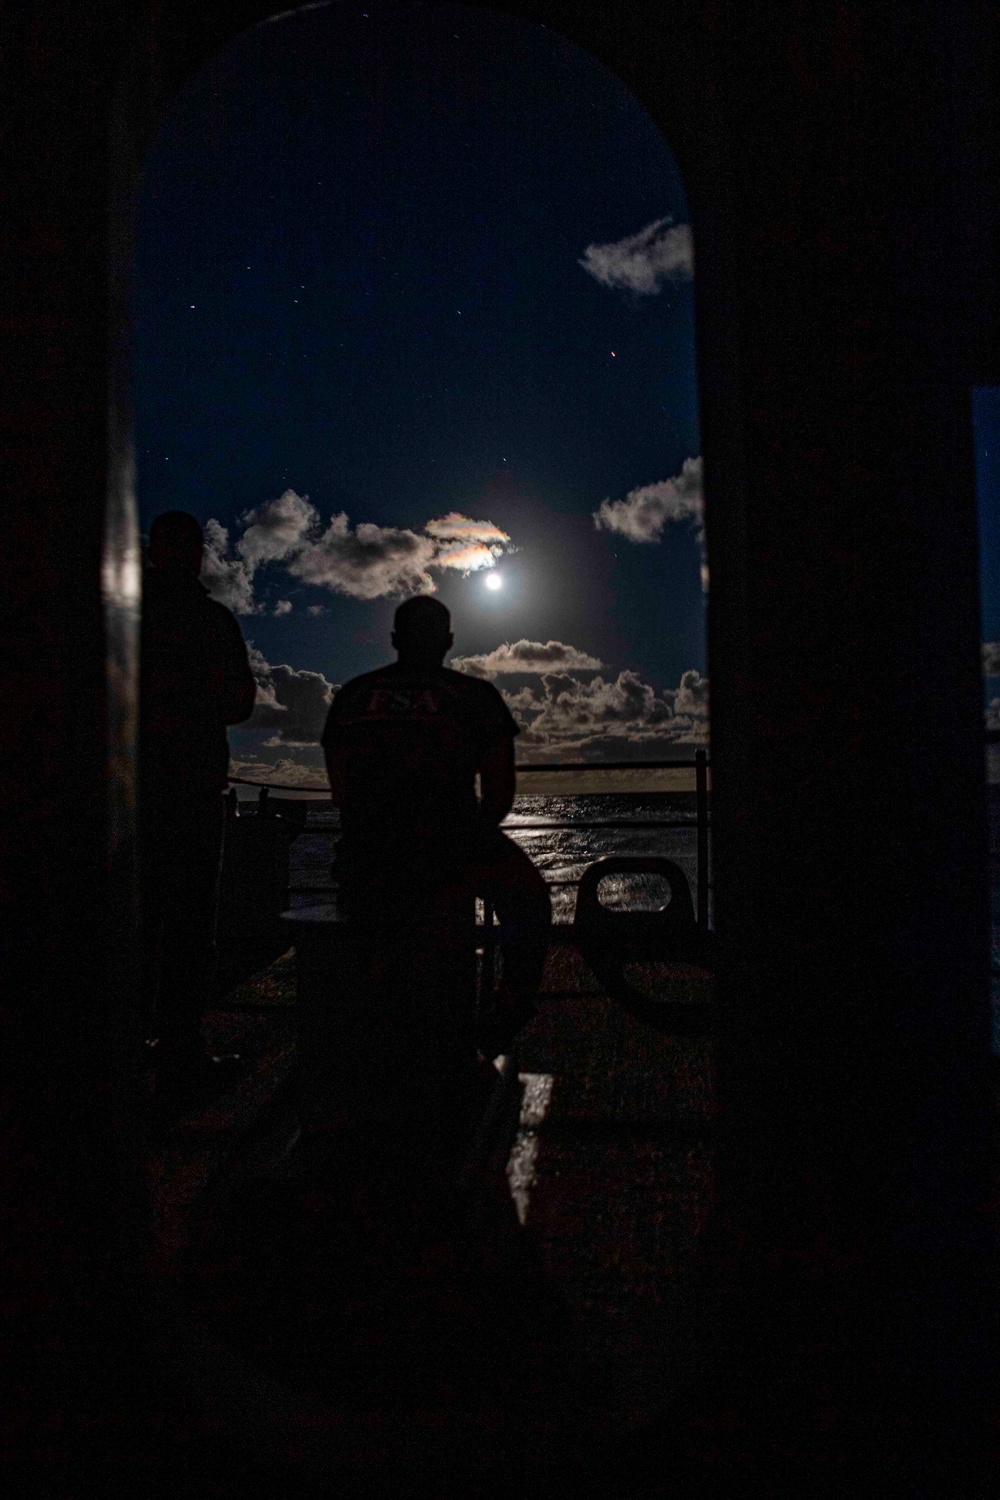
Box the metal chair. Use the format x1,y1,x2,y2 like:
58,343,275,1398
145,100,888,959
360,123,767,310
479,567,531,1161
573,856,716,1035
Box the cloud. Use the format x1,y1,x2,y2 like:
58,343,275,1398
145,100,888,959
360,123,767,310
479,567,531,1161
501,667,709,760
247,645,338,744
201,492,514,611
307,604,327,617
674,668,709,717
594,456,707,590
594,457,702,543
983,642,1000,675
228,752,329,790
424,513,510,545
435,542,507,572
232,651,709,772
288,514,439,600
201,519,259,615
499,685,541,714
451,639,604,677
202,491,316,615
273,599,292,616
579,217,694,294
424,512,513,574
238,489,316,568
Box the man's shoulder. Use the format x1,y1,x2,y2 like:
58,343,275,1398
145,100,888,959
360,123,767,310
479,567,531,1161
333,664,396,698
439,667,505,702
199,590,241,628
323,664,394,721
325,664,509,716
144,570,238,627
440,669,517,737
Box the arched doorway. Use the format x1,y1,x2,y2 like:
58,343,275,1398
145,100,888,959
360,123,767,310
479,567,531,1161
134,2,706,795
127,0,713,1469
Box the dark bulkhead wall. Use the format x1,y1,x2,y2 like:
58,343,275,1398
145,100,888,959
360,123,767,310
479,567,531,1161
1,1,998,1490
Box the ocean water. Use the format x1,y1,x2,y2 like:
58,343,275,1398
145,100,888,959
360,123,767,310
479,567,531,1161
288,792,709,926
289,786,1000,1048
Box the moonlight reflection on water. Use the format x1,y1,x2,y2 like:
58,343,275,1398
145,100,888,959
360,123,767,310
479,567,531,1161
287,793,707,926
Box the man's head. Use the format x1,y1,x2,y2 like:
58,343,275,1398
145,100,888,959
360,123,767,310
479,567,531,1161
148,511,204,574
392,595,453,665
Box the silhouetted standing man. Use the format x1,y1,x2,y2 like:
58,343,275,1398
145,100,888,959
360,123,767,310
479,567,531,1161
321,595,551,1057
139,511,256,1099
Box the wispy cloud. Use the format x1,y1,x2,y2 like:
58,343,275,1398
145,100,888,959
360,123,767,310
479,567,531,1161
579,217,694,295
983,642,1000,675
451,639,603,678
594,457,702,543
435,542,506,572
424,513,510,546
423,512,513,574
289,514,439,600
594,457,707,590
199,489,514,612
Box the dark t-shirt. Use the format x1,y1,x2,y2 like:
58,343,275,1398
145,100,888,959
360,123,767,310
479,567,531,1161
321,662,518,875
139,566,256,799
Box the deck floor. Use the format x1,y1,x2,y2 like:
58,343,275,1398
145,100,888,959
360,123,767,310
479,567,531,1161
145,937,716,1488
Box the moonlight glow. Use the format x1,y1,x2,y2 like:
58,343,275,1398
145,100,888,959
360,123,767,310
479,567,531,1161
136,4,706,781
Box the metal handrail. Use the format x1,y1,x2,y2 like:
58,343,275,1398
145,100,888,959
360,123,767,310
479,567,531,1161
287,876,714,893
228,752,710,793
514,757,711,771
252,749,713,930
507,819,702,829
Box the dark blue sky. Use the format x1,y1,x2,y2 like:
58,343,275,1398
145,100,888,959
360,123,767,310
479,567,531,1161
134,1,704,776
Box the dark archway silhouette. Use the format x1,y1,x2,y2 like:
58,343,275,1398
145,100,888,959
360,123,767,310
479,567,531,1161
3,2,999,1492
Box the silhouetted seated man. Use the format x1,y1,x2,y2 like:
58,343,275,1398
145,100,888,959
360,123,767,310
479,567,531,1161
321,595,552,1058
139,510,256,1104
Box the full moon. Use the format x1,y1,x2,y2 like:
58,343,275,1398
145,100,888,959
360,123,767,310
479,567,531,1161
485,572,503,591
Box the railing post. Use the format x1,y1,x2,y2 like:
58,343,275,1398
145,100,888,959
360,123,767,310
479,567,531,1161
695,748,708,930
258,784,269,817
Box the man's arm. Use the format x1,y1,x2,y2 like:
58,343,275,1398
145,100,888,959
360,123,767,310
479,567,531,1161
324,743,348,808
220,614,257,725
478,736,516,828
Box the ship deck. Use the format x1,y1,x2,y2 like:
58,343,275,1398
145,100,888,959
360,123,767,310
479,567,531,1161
144,927,716,1492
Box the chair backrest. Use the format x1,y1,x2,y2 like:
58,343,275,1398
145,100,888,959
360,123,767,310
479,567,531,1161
572,856,714,1034
574,856,696,938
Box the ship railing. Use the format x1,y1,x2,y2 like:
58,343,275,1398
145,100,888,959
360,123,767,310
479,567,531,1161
228,747,712,931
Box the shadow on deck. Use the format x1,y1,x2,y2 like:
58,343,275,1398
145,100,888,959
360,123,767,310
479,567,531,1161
143,929,716,1494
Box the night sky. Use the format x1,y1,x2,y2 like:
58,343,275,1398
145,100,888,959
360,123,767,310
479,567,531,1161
134,1,704,784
